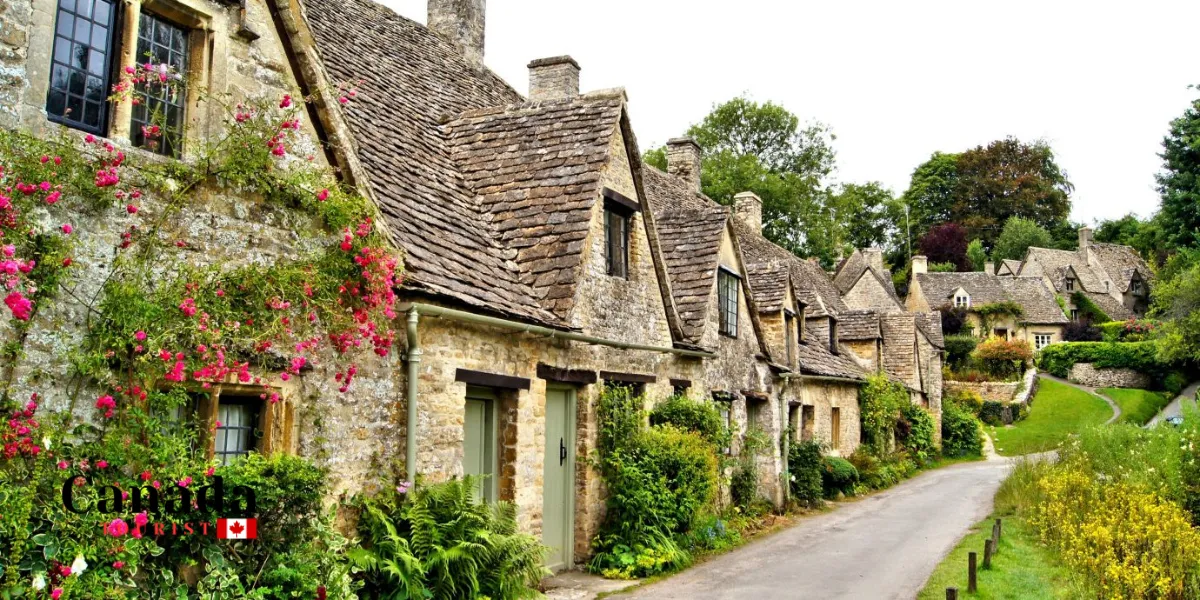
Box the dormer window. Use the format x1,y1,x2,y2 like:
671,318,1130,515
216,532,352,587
1065,277,1076,292
953,291,970,309
1131,279,1143,295
718,268,739,337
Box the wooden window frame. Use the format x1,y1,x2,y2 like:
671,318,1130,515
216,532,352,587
1065,277,1075,292
193,383,294,463
718,268,740,338
604,204,631,279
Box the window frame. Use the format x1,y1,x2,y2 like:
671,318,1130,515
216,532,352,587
1034,333,1053,350
129,9,190,157
213,394,263,466
603,205,631,279
954,293,969,308
1065,277,1076,292
46,0,121,135
717,267,740,338
830,407,841,450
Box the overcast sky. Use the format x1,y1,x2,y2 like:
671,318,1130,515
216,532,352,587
376,0,1198,225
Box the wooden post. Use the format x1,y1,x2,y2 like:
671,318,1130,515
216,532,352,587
968,551,978,593
991,521,1000,554
983,538,994,569
996,518,1003,542
946,588,958,600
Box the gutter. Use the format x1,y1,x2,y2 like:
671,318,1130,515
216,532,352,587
400,302,715,476
780,373,866,385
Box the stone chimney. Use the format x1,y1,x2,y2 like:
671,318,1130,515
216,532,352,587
1078,226,1093,251
863,247,885,274
733,192,763,231
984,261,995,274
912,255,928,275
428,0,485,69
666,137,702,193
528,56,579,101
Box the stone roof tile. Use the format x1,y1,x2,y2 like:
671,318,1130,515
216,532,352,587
838,309,881,340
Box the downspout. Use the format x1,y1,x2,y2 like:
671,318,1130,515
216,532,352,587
405,308,422,478
779,393,790,508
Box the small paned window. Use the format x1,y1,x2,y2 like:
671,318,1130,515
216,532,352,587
214,397,262,465
1034,334,1053,350
954,293,969,308
1070,309,1079,321
604,208,629,278
784,312,795,366
718,269,739,337
131,12,189,157
1131,279,1143,294
47,0,118,134
1065,277,1075,292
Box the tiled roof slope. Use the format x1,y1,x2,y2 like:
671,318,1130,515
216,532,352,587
838,310,881,340
1002,278,1070,324
643,167,729,342
915,272,1067,324
1090,243,1153,292
1024,248,1105,293
1083,291,1134,321
732,219,847,318
914,312,945,348
880,314,917,386
998,259,1023,276
443,96,624,317
833,250,902,305
746,261,790,313
795,341,868,380
302,0,552,322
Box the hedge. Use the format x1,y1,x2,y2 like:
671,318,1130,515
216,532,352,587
944,334,978,369
1035,341,1172,379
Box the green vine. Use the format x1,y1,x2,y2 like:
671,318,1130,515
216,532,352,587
1071,291,1112,324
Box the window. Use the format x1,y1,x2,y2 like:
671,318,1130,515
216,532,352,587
1065,277,1075,292
993,328,1008,340
1070,309,1079,321
604,207,629,278
1034,334,1053,350
718,268,739,337
801,405,815,441
829,319,839,355
830,407,841,450
131,11,189,157
214,396,262,465
954,293,969,308
47,0,118,134
784,312,795,366
746,400,762,432
1131,279,1143,295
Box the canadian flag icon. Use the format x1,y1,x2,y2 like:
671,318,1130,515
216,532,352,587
217,518,257,540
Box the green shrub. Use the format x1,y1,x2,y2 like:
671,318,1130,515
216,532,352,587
978,401,1006,426
1098,319,1160,342
683,514,741,554
731,427,771,510
973,337,1033,378
650,394,728,447
787,440,824,508
820,456,859,497
948,389,984,414
1036,341,1176,383
941,401,983,458
897,404,936,464
859,373,910,454
944,334,978,369
351,477,548,600
846,450,917,492
1165,371,1188,396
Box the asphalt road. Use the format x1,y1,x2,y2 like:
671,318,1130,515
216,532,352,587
1148,381,1200,426
612,458,1014,600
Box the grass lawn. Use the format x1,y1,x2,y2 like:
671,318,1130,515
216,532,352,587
988,379,1111,456
917,516,1077,599
1099,387,1174,425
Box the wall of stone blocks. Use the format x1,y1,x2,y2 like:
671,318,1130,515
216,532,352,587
1068,363,1152,389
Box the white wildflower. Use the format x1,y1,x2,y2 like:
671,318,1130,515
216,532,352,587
32,574,45,590
70,554,87,576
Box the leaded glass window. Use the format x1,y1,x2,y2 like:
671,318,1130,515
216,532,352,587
131,11,188,157
47,0,117,134
604,208,629,278
214,398,261,465
718,269,739,337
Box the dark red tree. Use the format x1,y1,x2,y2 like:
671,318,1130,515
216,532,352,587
918,223,971,271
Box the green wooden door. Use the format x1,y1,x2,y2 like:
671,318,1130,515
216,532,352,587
542,387,575,571
464,387,497,502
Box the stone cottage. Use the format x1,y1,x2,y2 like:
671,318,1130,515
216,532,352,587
906,256,1069,350
1015,227,1153,320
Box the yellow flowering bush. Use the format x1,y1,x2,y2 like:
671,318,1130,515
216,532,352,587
1031,466,1200,599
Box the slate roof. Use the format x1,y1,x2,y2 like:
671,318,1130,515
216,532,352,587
1089,243,1154,292
880,314,917,386
746,261,791,313
833,250,902,307
1024,247,1106,293
997,259,1023,276
794,340,868,381
914,312,945,348
1083,291,1135,321
914,272,1067,324
838,310,881,340
643,167,729,343
732,219,847,318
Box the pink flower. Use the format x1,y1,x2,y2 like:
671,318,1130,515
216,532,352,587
134,330,146,341
205,466,215,477
135,512,148,526
126,204,138,214
280,372,290,381
5,292,32,321
2,245,14,258
46,191,61,204
179,298,197,317
272,144,286,156
51,590,62,600
317,189,329,202
141,470,152,481
61,257,72,267
280,94,293,108
61,223,73,234
96,460,108,469
113,561,124,569
57,460,68,470
152,480,161,489
177,476,192,488
106,518,129,537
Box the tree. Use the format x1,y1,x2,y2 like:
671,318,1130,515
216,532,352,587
967,239,988,272
828,182,895,252
1152,249,1200,363
1095,213,1169,266
993,216,1052,262
645,96,840,264
1156,92,1200,248
952,138,1073,245
898,151,959,244
918,223,970,271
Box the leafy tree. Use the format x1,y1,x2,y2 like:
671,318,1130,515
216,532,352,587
918,223,970,271
967,239,988,272
899,151,959,241
1152,251,1200,363
993,216,1052,262
953,138,1073,245
828,181,895,252
1092,213,1169,263
1157,92,1200,248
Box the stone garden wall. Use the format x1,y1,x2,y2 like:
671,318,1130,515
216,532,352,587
1068,363,1153,389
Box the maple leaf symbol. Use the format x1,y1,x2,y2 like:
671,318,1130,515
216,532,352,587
229,521,245,535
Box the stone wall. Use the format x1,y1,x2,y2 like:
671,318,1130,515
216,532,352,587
843,273,902,313
943,379,1022,403
1069,363,1152,389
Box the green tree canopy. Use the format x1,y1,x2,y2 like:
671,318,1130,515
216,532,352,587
1094,213,1169,266
899,151,959,241
1157,92,1200,248
992,216,1052,262
967,239,988,272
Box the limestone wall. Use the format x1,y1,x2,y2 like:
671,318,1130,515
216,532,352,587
1068,363,1152,389
943,380,1022,403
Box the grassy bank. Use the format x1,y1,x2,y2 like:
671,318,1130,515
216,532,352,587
1099,387,1173,425
989,379,1111,456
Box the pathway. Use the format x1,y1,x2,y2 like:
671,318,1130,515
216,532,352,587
1148,381,1200,426
1036,373,1121,424
609,459,1017,600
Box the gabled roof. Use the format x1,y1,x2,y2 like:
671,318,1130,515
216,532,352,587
914,272,1068,324
838,310,881,340
1082,291,1135,321
914,312,945,348
745,261,792,313
1023,247,1106,293
833,249,902,307
997,259,1023,276
794,340,868,381
1089,243,1154,292
732,219,848,318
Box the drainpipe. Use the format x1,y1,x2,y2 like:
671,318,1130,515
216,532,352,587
405,308,422,479
779,393,790,508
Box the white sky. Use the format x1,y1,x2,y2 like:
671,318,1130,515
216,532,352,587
376,0,1198,225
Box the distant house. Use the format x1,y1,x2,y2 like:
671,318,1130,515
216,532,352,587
1017,227,1153,320
905,256,1068,350
833,248,905,313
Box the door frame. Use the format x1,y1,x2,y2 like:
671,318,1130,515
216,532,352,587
544,384,578,571
465,386,500,503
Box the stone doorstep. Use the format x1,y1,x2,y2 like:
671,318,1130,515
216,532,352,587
542,570,640,600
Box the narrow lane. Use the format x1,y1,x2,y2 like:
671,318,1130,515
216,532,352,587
1148,381,1200,426
612,459,1013,600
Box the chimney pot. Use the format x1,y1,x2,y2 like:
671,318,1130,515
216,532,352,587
527,56,580,101
428,0,486,69
1078,226,1093,251
733,191,763,232
666,137,702,193
912,255,928,275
